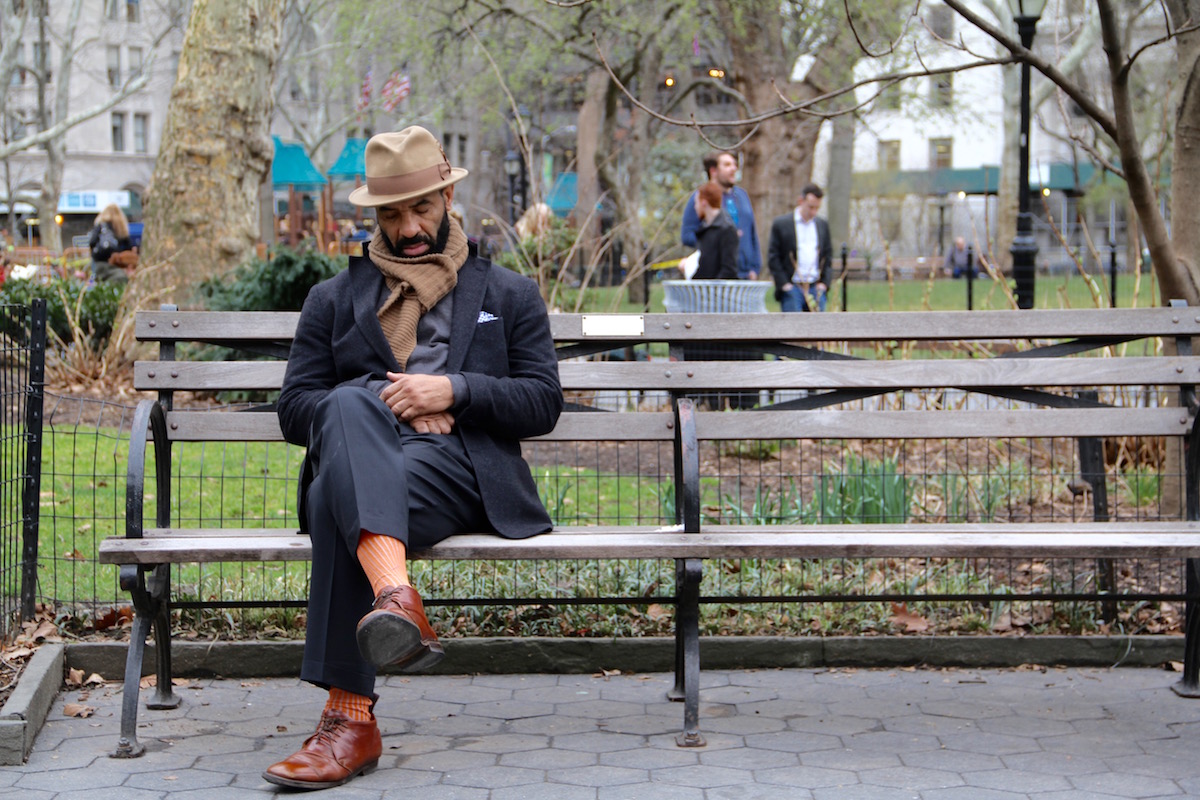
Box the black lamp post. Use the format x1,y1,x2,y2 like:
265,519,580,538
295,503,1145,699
503,149,521,226
1008,0,1046,309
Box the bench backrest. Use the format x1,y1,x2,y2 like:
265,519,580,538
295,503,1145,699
134,307,1200,445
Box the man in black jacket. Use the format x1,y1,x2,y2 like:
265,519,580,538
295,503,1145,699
265,127,563,790
767,184,833,312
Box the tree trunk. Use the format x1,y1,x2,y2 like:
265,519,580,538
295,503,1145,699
132,0,284,309
994,62,1019,270
825,113,854,250
1166,0,1200,306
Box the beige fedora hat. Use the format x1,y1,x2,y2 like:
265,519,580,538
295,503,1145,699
348,126,468,208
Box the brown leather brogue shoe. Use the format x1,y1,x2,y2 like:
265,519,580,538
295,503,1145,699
262,708,381,790
356,584,445,671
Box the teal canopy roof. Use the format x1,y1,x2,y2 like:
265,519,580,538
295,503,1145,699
272,136,327,190
546,172,577,217
327,137,367,181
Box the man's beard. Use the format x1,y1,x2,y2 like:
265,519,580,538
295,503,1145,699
383,210,451,257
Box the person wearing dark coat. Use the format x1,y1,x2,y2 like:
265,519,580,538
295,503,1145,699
266,127,563,790
767,183,833,312
88,203,135,283
691,180,739,280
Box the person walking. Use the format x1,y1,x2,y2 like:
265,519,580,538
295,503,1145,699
767,184,832,312
680,150,762,280
691,181,739,280
88,204,137,283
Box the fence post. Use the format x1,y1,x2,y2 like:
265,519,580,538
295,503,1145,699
965,245,975,311
1109,239,1118,308
20,299,46,622
840,243,848,312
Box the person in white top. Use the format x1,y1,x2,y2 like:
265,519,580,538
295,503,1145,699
767,184,832,312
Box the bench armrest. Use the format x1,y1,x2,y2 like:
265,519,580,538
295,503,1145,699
125,399,171,540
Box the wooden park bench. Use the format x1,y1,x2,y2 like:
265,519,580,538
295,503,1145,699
100,304,1200,758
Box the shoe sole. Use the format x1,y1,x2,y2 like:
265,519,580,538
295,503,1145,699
261,758,378,789
356,610,445,671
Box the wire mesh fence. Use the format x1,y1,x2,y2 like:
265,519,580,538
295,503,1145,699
30,383,1191,643
0,302,44,642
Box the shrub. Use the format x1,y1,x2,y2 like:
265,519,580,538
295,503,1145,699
197,246,346,312
0,276,124,348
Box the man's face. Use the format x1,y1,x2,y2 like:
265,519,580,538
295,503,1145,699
798,192,822,222
712,154,738,188
376,186,454,257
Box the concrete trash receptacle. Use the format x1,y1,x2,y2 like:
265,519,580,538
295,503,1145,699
663,280,770,313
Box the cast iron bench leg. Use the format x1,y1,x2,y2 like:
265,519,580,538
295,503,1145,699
112,563,180,758
675,557,705,747
1174,558,1200,697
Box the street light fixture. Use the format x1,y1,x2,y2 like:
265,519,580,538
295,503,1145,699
1007,0,1046,309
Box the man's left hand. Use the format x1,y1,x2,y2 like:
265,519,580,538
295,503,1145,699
382,372,455,421
410,412,455,434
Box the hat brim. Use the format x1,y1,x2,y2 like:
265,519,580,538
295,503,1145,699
347,167,469,208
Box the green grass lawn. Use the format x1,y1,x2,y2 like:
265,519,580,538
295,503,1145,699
580,268,1157,314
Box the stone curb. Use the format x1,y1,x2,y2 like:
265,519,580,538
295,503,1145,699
0,643,63,765
62,634,1182,680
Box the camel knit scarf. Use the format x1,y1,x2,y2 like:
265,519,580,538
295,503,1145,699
368,217,468,369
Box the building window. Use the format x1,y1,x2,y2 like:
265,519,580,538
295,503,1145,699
31,42,51,83
133,113,148,153
878,140,901,172
929,138,953,170
876,82,901,112
9,44,24,86
106,46,121,87
126,0,140,23
105,0,120,20
128,47,143,78
927,4,954,39
932,74,953,108
111,112,126,152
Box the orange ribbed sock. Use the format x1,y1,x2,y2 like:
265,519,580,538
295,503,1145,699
356,531,409,596
325,687,374,722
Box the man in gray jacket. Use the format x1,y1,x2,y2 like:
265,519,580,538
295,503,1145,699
265,127,562,790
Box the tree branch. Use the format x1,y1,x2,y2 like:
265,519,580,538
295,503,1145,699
941,0,1120,141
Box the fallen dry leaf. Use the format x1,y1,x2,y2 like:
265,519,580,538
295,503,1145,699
140,676,190,689
84,673,105,686
63,703,94,718
889,603,930,633
66,668,85,686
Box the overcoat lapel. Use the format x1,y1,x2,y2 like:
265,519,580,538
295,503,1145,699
448,255,486,373
348,255,399,369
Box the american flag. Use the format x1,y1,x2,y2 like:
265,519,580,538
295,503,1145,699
355,69,373,114
381,72,411,112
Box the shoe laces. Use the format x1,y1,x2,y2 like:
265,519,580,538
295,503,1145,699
309,712,348,747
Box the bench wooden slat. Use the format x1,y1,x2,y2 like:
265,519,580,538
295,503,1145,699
136,311,301,342
98,521,1200,564
159,410,678,443
137,356,1200,394
157,406,1188,444
136,308,1200,346
696,407,1191,439
559,357,1200,391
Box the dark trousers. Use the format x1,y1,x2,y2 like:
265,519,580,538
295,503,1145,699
301,386,489,696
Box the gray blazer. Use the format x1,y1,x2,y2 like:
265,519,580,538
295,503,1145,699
278,248,563,538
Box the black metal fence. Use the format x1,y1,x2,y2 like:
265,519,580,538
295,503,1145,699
25,380,1191,643
0,300,46,641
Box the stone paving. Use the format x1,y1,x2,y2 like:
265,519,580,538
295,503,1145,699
2,666,1200,798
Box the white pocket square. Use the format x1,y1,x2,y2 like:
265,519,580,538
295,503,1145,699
477,311,498,323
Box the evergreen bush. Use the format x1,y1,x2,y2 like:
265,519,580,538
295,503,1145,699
198,246,346,312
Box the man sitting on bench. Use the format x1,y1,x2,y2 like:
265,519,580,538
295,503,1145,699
265,126,563,790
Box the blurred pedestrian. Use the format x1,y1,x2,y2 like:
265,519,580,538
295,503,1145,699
768,184,831,312
680,150,761,280
690,181,738,280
